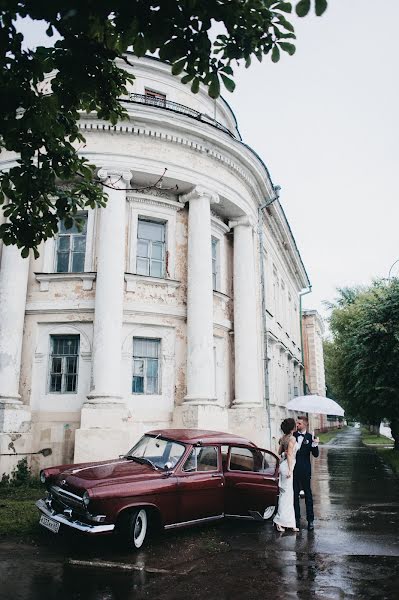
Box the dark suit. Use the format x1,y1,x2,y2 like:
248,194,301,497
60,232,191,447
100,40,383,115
293,431,319,525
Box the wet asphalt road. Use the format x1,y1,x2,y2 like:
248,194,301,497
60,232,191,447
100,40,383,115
1,427,398,600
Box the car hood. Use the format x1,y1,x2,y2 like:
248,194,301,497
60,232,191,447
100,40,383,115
54,458,163,492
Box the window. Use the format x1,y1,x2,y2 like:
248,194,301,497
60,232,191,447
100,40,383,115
55,215,87,273
49,335,79,393
183,446,218,472
126,435,185,469
229,447,277,475
211,237,219,290
144,88,166,106
136,219,166,278
132,338,160,394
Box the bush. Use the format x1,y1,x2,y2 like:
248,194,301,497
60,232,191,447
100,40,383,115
0,458,40,491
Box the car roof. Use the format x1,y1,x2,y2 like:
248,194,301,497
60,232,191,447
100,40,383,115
146,429,257,446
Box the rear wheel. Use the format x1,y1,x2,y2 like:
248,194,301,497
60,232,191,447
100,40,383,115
263,505,277,520
117,508,148,550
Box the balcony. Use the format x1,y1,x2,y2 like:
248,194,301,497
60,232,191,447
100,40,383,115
123,93,236,139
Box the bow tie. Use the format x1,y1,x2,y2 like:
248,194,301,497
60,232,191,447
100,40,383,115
298,433,305,437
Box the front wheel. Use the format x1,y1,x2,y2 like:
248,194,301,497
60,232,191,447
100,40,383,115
117,508,148,550
263,505,277,520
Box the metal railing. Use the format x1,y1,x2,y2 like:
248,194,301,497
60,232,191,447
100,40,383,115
123,93,236,138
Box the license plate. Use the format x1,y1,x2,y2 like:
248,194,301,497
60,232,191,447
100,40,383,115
39,514,60,534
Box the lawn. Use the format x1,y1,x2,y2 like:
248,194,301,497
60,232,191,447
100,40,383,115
0,485,43,538
360,428,394,447
376,449,399,475
318,428,346,444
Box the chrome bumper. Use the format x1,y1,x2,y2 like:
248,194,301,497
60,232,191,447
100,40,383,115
36,499,115,534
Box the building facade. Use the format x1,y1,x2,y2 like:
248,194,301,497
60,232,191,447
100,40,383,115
302,309,328,431
0,57,309,475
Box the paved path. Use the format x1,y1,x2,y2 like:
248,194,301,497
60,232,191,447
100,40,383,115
1,427,398,599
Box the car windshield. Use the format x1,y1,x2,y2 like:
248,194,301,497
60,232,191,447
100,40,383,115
125,435,186,470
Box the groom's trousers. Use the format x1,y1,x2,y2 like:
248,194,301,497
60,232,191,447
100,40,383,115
293,470,314,524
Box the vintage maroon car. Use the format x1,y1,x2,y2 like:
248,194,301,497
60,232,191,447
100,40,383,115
36,429,279,549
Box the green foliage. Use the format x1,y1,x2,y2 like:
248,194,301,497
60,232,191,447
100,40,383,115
0,1,327,255
0,458,40,492
326,281,399,450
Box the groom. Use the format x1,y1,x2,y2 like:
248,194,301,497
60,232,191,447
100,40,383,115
293,416,319,530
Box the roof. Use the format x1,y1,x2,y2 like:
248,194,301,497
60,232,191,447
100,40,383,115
146,429,256,446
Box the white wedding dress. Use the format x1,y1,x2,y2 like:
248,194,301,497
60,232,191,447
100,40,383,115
273,438,298,529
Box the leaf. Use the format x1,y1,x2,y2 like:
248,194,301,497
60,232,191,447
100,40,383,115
191,78,200,94
171,58,186,76
315,0,328,16
277,14,295,33
208,74,221,98
275,2,293,13
295,0,311,17
21,247,29,258
220,73,236,92
271,45,281,63
279,42,296,55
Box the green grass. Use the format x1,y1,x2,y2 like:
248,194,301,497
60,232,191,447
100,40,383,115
0,486,43,538
376,449,399,475
360,427,394,447
318,427,346,444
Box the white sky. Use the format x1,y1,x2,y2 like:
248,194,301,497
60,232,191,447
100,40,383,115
18,1,399,321
228,0,399,319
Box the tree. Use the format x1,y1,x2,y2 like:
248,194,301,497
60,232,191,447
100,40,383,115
0,1,328,256
326,282,399,450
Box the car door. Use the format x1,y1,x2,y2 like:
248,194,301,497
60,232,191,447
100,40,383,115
224,445,279,516
176,445,224,523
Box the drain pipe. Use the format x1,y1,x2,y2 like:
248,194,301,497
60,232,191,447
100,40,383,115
258,186,280,449
299,286,312,395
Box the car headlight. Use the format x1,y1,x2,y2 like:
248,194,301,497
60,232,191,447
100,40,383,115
82,491,90,507
40,471,46,484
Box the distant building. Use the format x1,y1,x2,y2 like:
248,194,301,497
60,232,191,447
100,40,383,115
302,309,327,431
0,56,310,475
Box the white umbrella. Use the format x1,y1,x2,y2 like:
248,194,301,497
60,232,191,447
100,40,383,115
286,395,345,416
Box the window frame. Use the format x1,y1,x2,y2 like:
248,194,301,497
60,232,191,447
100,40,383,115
182,445,219,473
227,445,278,475
211,236,219,291
54,213,88,274
132,337,161,395
136,217,167,279
48,334,80,394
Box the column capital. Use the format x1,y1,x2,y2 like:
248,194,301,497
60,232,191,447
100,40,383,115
97,168,132,188
228,215,255,230
180,186,219,206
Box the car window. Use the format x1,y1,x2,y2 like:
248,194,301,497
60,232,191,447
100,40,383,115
183,446,218,472
126,435,185,469
229,447,277,475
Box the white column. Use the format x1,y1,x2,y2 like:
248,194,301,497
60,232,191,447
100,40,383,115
74,169,131,463
0,244,32,476
229,216,261,406
181,186,219,402
0,245,29,404
88,169,131,403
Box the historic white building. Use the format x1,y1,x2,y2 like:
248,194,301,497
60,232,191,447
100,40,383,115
0,56,310,475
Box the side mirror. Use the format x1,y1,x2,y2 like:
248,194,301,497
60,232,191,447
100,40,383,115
164,461,173,470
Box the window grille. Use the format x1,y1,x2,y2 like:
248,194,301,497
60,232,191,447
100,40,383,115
136,219,166,278
132,337,161,394
49,335,79,393
56,215,87,273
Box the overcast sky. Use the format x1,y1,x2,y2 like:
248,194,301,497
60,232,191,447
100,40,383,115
228,0,399,320
18,1,399,323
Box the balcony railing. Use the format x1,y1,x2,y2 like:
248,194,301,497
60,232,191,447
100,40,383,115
123,93,236,138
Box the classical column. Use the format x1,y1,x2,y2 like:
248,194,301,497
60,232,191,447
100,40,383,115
181,186,219,402
0,244,32,476
88,169,131,403
229,216,261,406
0,245,30,404
74,169,131,462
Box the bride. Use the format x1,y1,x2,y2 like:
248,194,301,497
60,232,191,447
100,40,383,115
273,417,299,532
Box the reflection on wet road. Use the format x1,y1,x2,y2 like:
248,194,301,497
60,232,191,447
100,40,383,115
1,427,398,599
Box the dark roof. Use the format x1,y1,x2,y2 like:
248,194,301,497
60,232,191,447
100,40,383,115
146,429,256,446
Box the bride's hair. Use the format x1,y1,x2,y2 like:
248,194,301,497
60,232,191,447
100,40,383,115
281,417,296,435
